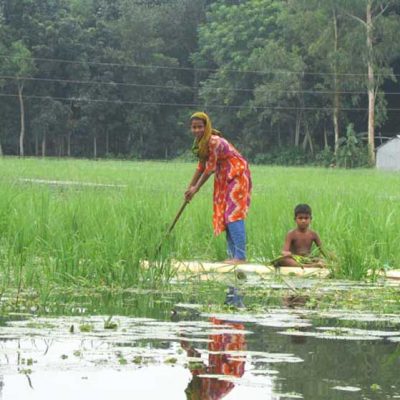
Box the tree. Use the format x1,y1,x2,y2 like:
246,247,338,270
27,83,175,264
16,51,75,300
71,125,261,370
30,98,69,156
282,0,351,154
340,0,400,164
194,0,288,153
2,41,36,156
0,0,399,162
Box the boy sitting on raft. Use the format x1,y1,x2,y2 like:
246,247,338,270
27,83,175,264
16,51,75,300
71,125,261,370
277,204,325,268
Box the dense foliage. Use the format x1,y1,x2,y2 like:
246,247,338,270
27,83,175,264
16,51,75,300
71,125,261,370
1,158,400,287
0,0,399,165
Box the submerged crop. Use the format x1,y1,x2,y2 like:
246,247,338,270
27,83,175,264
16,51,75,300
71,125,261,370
0,158,399,291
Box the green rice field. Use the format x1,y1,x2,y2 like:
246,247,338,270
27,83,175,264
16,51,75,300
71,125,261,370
0,157,399,290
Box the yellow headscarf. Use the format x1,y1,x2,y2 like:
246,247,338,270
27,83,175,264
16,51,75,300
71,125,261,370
190,112,221,160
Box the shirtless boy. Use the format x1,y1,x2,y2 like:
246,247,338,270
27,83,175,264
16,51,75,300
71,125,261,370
279,204,325,268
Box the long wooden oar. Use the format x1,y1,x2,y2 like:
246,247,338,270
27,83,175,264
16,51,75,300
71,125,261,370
157,200,189,254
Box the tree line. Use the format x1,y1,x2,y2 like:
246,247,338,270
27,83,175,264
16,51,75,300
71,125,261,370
0,0,399,166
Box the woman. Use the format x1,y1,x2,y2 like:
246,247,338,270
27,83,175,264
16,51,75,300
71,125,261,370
185,112,252,264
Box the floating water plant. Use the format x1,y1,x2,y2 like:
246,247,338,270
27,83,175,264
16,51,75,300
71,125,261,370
79,323,93,333
104,316,118,330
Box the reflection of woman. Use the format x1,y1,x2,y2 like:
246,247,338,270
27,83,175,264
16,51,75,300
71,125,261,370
184,112,252,264
181,318,246,400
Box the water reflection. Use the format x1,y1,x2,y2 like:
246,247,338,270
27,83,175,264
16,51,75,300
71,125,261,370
0,302,399,399
182,318,246,400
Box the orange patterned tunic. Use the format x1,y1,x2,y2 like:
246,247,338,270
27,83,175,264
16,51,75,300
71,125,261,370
197,136,252,236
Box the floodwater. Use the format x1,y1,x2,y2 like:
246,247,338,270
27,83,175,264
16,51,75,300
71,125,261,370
0,288,399,400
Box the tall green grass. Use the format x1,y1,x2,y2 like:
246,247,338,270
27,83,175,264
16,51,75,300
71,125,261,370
0,157,399,288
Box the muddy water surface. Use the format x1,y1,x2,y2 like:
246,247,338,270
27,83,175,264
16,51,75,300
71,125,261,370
0,286,399,400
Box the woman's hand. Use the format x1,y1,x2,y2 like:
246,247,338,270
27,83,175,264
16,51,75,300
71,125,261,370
184,186,198,202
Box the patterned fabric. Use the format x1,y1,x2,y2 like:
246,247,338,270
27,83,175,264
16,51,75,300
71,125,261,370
197,136,252,235
183,318,246,400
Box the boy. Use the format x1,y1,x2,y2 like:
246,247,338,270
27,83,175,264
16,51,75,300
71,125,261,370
278,204,325,268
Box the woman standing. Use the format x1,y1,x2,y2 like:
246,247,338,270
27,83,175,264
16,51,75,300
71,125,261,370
185,112,252,264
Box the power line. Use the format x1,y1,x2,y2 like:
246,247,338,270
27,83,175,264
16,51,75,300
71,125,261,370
0,74,190,92
1,74,400,96
1,92,400,111
0,53,399,79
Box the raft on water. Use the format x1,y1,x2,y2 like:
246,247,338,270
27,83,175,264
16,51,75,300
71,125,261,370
151,260,331,278
143,260,400,282
385,270,400,280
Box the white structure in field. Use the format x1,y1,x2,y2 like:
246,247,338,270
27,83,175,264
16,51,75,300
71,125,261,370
376,135,400,171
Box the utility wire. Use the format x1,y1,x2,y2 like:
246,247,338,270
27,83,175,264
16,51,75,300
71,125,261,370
1,53,399,78
1,74,400,95
1,92,400,111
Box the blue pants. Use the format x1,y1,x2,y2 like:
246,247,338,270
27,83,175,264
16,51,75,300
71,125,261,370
226,220,246,260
